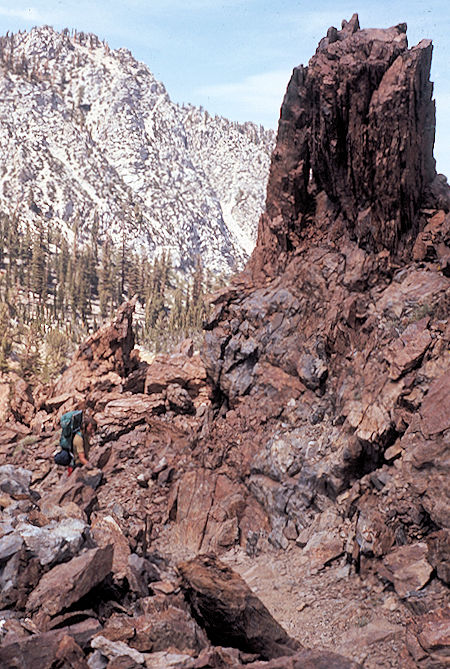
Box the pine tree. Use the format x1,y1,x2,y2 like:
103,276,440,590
0,302,11,372
30,223,47,302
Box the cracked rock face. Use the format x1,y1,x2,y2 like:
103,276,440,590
0,15,449,669
251,15,440,276
202,13,450,583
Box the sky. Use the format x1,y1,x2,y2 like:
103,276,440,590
0,1,449,176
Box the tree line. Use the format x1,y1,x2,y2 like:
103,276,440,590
0,212,224,381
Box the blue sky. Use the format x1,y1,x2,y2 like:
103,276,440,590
1,1,448,176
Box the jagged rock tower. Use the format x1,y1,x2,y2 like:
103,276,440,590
202,15,449,560
251,14,443,276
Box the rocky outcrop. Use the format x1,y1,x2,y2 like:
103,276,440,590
250,15,442,276
26,545,114,625
201,16,449,667
1,14,449,669
203,15,449,538
0,465,355,669
51,298,137,401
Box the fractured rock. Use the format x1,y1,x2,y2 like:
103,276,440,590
378,543,433,598
0,618,101,669
26,545,113,623
247,648,361,668
51,299,137,400
14,517,87,566
91,635,145,665
0,465,31,498
91,515,130,581
426,530,450,584
384,318,432,380
43,468,102,520
179,553,301,660
54,635,90,669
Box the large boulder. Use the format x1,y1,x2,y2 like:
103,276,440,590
0,618,101,669
26,545,113,626
179,554,301,660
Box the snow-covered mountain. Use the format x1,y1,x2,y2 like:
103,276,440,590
0,27,275,274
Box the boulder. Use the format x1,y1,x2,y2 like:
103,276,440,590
50,299,137,400
14,517,87,566
419,371,450,437
426,530,450,584
26,545,113,624
91,515,130,581
54,635,90,669
0,465,32,498
179,554,301,660
407,604,450,666
384,318,432,380
91,635,145,665
0,533,24,563
8,374,36,425
95,394,165,442
43,467,102,520
172,470,252,553
378,543,433,598
0,618,101,668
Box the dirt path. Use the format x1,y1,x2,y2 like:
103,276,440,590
220,545,414,668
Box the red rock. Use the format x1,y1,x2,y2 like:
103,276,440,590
378,543,433,598
144,351,209,407
50,299,137,402
0,619,101,668
247,648,361,668
301,530,344,571
179,554,301,660
95,394,166,442
407,605,450,665
54,635,89,668
131,606,208,653
91,635,145,664
172,470,251,553
43,467,101,520
420,371,450,437
91,514,131,581
26,545,113,624
384,318,432,380
426,530,450,584
417,605,450,655
8,373,36,426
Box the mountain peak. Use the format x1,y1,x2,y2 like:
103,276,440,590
0,27,275,274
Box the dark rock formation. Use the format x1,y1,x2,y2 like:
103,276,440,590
26,545,114,626
251,14,441,276
202,15,449,540
201,18,449,668
178,553,301,660
49,298,138,405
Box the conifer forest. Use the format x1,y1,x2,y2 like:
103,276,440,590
0,211,221,381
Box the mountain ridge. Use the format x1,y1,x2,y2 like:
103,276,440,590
0,25,275,274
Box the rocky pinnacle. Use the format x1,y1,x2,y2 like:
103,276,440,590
251,14,442,276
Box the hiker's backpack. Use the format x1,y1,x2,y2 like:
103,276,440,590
59,410,83,451
54,410,83,466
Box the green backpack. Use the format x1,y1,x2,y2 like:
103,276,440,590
59,410,83,452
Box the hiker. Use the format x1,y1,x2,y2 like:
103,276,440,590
69,413,96,475
54,409,96,474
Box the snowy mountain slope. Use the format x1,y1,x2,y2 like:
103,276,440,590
0,27,275,274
